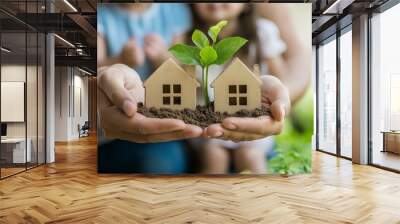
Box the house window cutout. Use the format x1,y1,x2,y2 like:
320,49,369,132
229,85,237,94
162,84,182,106
239,97,247,105
239,85,247,93
163,84,170,93
229,97,237,105
173,96,181,105
228,84,247,106
163,96,171,105
173,84,181,93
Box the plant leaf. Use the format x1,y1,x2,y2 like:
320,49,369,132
214,37,247,65
199,46,218,66
169,44,201,65
208,20,228,43
192,29,209,49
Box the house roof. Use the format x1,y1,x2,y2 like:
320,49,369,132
211,57,262,87
143,58,200,87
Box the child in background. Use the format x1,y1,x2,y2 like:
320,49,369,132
190,3,288,174
97,3,192,79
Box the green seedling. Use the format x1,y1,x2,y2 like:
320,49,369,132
169,20,248,106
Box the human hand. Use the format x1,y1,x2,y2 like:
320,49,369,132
98,64,203,143
119,38,145,68
144,34,170,68
203,75,290,142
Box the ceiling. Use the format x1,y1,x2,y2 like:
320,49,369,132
0,0,96,74
311,0,392,44
1,0,396,74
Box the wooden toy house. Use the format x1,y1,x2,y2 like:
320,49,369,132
211,57,262,113
143,59,200,110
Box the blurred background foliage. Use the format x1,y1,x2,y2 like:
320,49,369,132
268,87,313,175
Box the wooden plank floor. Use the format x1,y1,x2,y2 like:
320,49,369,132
1,135,400,224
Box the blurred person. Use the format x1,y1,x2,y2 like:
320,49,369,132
97,3,191,78
189,3,293,174
257,4,311,103
97,3,202,173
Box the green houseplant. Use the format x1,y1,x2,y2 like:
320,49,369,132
169,20,248,106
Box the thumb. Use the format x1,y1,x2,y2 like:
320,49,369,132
111,89,137,117
271,100,286,122
98,65,139,117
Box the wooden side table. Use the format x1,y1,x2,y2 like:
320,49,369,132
381,131,400,154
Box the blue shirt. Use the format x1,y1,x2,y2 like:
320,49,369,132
98,4,192,79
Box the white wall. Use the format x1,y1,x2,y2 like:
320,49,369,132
1,64,46,164
1,66,26,138
1,65,41,138
54,67,89,141
55,67,70,141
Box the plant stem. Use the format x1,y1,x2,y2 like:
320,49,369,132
202,66,210,106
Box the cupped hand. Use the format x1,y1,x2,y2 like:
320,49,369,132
98,64,203,143
203,75,290,142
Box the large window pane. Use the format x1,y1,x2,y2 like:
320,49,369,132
0,1,46,179
1,30,27,177
340,30,352,158
371,4,400,171
318,38,337,154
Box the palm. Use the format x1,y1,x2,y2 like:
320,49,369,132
203,75,290,142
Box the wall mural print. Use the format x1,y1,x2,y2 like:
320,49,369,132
97,3,312,175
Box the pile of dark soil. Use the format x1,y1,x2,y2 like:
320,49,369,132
137,102,270,128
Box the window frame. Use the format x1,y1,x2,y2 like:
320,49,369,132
0,1,48,179
228,84,247,106
162,84,182,106
315,25,352,161
368,2,400,173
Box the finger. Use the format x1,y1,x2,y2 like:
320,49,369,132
129,40,143,55
143,45,156,55
181,124,204,138
144,35,155,45
101,106,186,134
144,42,158,53
113,89,137,117
106,124,203,143
98,87,112,109
221,116,279,135
204,124,264,142
98,64,141,117
203,124,224,138
126,37,137,45
219,130,265,142
145,35,165,49
145,33,160,41
271,100,286,121
98,65,136,114
132,115,187,135
260,75,291,113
